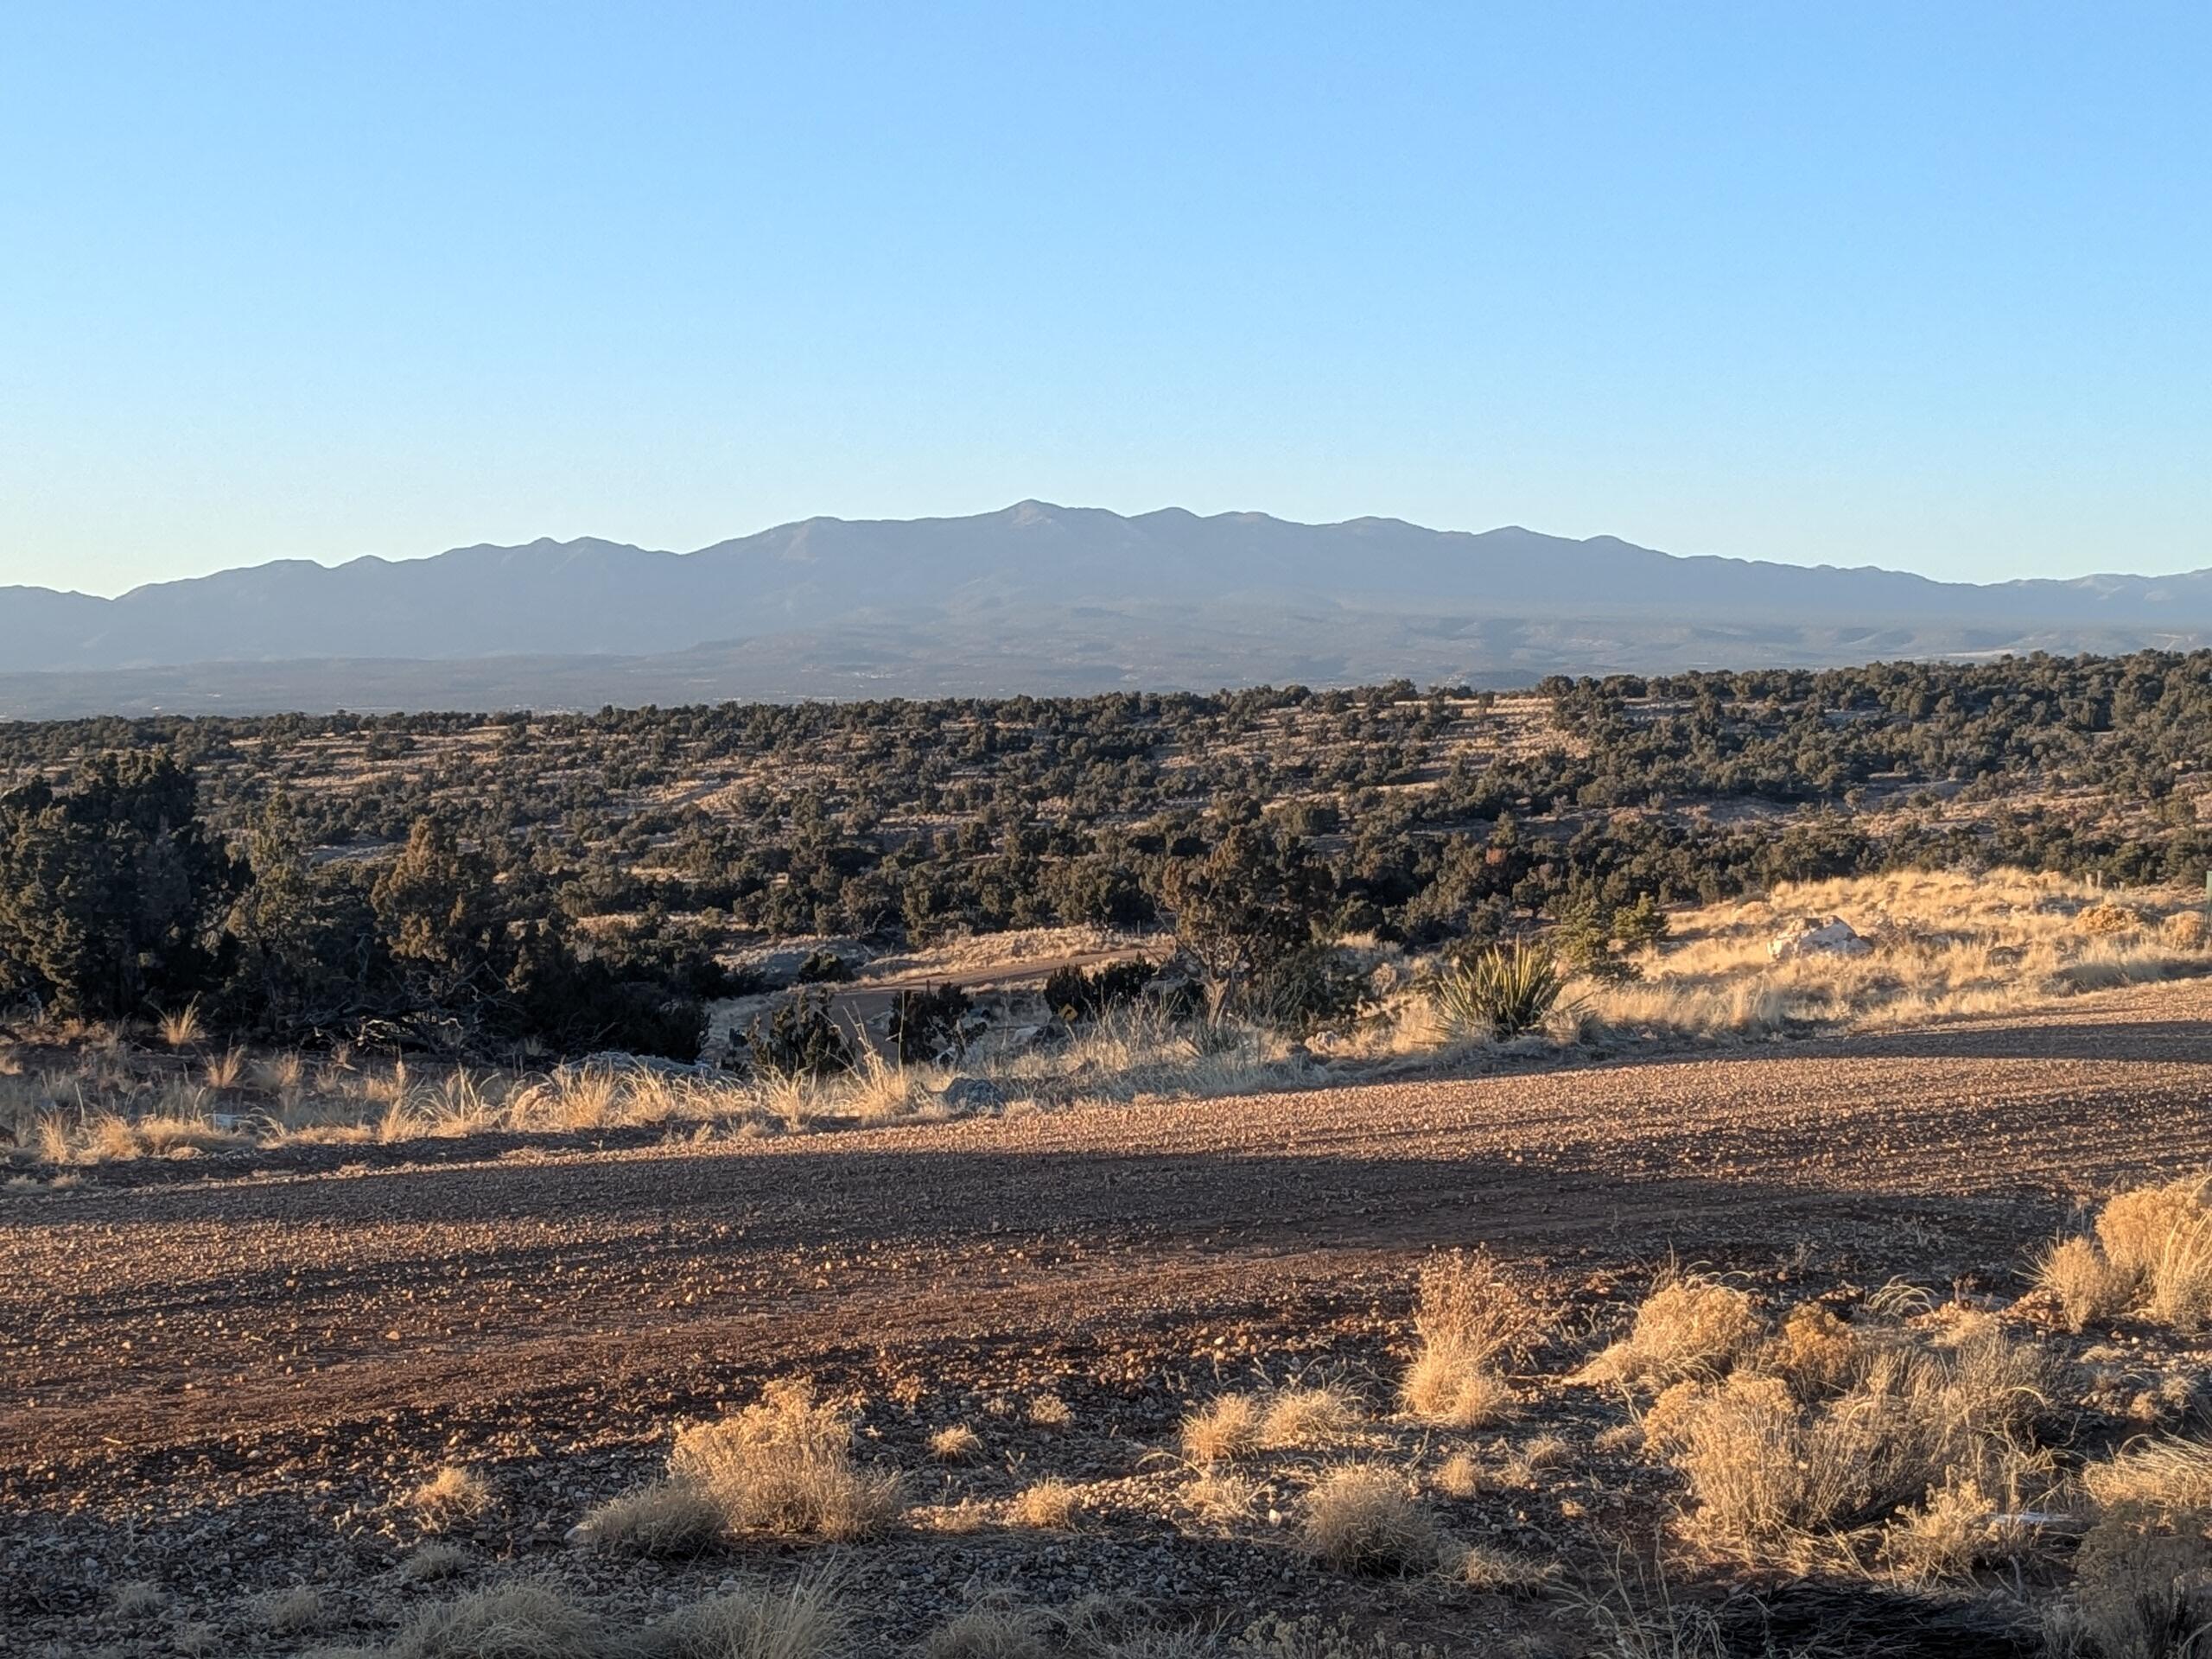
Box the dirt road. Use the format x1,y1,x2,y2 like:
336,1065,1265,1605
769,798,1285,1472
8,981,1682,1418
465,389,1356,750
10,982,2212,1496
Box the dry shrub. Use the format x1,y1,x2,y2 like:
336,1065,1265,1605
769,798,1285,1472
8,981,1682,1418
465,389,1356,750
1879,1473,2006,1585
2038,1236,2139,1332
1027,1394,1072,1430
1299,1464,1441,1575
928,1424,984,1465
1010,1478,1081,1529
1577,1272,1764,1389
1403,1351,1516,1428
1189,1468,1261,1522
1501,1433,1570,1487
111,1580,166,1618
2082,1438,2212,1519
2078,902,2145,937
2050,1511,2212,1659
387,1582,600,1659
669,1381,904,1541
1402,1248,1537,1425
255,1586,326,1634
1453,1541,1559,1594
922,1608,1051,1659
1435,1452,1485,1499
2163,910,2209,951
1758,1303,1863,1396
397,1542,471,1583
2099,1175,2212,1330
1649,1313,2055,1559
1258,1385,1362,1448
1180,1394,1260,1465
635,1577,848,1659
572,1482,723,1556
410,1465,498,1529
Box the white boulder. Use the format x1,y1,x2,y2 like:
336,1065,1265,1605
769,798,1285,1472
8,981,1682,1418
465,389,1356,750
1769,917,1873,962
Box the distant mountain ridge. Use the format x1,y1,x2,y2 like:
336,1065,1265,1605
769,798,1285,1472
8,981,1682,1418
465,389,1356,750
3,502,2208,715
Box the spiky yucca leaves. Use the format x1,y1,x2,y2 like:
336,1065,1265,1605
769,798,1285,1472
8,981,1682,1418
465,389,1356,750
1431,942,1562,1039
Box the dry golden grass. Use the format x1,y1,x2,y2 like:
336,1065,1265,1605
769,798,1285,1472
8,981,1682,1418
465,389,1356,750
1434,1452,1484,1499
385,1581,600,1659
1027,1393,1073,1430
571,1481,724,1556
1299,1464,1441,1575
1643,1307,2055,1562
1188,1468,1262,1522
2024,1174,2212,1335
1180,1394,1261,1465
634,1576,849,1659
667,1382,904,1542
1576,1272,1765,1389
1401,1249,1538,1426
1452,1541,1559,1594
1258,1384,1363,1448
1401,1360,1515,1428
409,1465,498,1529
156,1003,204,1047
2100,1175,2212,1330
1009,1478,1081,1529
2082,1437,2212,1519
2036,1236,2138,1332
581,1381,900,1554
920,1607,1052,1659
927,1424,984,1464
1575,869,2209,1043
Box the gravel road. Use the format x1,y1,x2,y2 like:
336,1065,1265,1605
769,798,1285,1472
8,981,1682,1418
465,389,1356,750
10,981,2211,1500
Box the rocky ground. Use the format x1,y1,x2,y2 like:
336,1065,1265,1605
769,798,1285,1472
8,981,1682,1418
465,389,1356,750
10,982,2212,1656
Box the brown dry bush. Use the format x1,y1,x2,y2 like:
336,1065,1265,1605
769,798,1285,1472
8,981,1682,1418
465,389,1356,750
385,1582,601,1659
2037,1236,2139,1332
928,1424,984,1465
1577,1271,1765,1389
580,1381,901,1554
1010,1478,1081,1529
1299,1464,1442,1575
1402,1248,1539,1426
1646,1312,2056,1561
1180,1394,1260,1465
1257,1384,1363,1448
2099,1175,2212,1331
410,1465,498,1529
634,1576,849,1659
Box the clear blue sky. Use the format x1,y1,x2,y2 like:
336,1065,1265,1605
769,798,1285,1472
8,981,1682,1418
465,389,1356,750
3,3,2206,595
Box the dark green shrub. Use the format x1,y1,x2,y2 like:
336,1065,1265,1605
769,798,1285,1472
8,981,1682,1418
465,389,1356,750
794,949,855,985
746,989,854,1077
888,982,972,1065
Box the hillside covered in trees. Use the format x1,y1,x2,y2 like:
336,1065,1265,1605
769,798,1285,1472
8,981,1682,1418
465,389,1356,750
1,650,2206,1058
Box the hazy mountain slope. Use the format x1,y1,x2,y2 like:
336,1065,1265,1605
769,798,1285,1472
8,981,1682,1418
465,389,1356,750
3,502,2205,713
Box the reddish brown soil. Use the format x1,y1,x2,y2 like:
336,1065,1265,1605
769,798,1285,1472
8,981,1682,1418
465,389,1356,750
7,983,2212,1649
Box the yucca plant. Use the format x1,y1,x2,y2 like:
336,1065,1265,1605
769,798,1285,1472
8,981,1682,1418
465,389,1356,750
1432,941,1562,1039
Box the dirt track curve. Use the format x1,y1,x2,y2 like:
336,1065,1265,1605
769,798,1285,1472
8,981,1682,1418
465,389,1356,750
9,982,2212,1499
